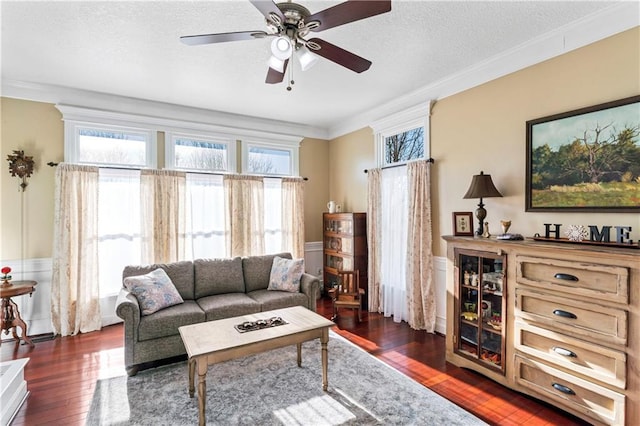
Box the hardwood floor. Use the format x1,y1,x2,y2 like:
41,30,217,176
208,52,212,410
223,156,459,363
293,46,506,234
2,297,589,426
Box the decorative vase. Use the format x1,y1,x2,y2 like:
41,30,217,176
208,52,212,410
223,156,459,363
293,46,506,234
1,278,12,288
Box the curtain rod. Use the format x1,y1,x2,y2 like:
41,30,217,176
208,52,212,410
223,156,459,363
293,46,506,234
46,162,308,180
364,158,434,173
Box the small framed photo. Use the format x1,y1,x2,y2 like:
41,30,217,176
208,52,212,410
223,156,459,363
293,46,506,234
452,212,473,236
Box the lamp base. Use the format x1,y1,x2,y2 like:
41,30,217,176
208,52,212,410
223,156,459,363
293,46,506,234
475,202,487,236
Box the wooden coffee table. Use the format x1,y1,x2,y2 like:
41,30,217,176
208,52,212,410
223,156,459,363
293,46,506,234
178,305,334,426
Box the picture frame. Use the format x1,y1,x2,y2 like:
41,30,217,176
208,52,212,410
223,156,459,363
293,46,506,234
452,212,474,236
526,95,640,212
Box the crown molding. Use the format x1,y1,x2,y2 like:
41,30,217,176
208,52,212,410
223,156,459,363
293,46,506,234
326,2,640,140
1,80,329,140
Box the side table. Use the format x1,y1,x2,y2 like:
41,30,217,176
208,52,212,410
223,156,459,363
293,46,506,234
0,280,37,347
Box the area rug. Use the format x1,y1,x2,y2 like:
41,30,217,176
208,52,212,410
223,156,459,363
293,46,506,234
86,332,486,425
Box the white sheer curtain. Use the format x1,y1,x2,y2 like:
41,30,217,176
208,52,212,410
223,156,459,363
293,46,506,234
282,177,305,259
185,173,226,259
380,166,409,323
51,163,102,336
141,169,186,264
264,178,282,254
97,168,142,297
224,174,265,257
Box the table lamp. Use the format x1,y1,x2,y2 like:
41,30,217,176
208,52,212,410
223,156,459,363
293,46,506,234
463,171,503,236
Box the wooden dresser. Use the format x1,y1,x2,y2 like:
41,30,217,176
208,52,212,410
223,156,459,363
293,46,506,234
443,236,639,425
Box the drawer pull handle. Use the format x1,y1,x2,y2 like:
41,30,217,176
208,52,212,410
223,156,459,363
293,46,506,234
554,273,578,281
552,382,576,395
552,346,577,358
553,309,577,319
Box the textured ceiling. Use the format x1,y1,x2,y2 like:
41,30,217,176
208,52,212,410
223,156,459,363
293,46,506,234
0,1,625,133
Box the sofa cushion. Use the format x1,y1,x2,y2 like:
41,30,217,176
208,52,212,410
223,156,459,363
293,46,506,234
123,268,184,315
138,300,205,341
123,260,195,300
194,257,245,299
242,252,292,293
268,256,304,293
247,289,308,312
197,293,261,321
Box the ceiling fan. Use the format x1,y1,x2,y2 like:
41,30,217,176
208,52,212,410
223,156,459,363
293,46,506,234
180,0,392,90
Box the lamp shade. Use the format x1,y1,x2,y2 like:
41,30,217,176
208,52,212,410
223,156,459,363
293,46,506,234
298,46,319,71
271,36,292,60
463,171,503,199
268,55,286,73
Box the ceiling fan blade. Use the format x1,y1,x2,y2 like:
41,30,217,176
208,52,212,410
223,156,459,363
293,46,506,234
249,0,285,22
307,0,391,32
266,59,289,84
308,38,371,73
180,30,268,46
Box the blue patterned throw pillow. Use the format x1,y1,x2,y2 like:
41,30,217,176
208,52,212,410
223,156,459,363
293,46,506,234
267,256,304,293
124,268,184,315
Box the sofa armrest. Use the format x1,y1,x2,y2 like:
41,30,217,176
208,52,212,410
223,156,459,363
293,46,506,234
300,273,320,312
116,287,141,372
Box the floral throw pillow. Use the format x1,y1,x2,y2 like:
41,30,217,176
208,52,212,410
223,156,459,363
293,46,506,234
123,268,184,315
267,256,304,293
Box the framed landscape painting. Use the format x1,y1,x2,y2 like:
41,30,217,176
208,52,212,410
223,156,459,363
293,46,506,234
526,95,640,212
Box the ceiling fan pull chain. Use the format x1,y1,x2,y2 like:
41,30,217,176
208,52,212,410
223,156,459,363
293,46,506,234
287,60,295,91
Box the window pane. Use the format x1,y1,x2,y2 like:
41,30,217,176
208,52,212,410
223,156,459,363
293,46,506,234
175,138,228,171
78,128,146,166
248,146,291,175
384,127,424,165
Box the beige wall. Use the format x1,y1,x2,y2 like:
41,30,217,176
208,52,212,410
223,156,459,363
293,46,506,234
300,137,330,242
330,27,640,257
0,98,330,260
328,127,374,213
0,98,63,261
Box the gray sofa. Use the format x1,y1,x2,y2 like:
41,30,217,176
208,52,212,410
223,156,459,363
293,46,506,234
115,252,320,376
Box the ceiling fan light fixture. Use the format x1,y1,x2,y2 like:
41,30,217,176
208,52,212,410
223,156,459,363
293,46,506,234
268,55,286,73
271,36,292,60
298,46,319,71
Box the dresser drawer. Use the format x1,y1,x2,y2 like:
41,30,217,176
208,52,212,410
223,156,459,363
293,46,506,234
516,255,629,304
516,289,628,346
515,321,626,389
515,355,625,425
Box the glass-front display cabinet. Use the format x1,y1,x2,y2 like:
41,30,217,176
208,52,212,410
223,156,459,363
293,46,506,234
322,213,368,305
454,248,506,374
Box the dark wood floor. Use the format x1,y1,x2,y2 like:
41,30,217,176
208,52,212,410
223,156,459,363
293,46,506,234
2,297,589,425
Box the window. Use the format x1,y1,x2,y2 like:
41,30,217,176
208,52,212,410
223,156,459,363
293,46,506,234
241,136,301,176
166,132,235,172
63,120,156,168
371,101,431,167
383,127,424,165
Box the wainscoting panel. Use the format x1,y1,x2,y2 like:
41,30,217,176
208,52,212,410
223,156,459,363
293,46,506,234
304,241,324,278
0,258,53,339
434,256,447,335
